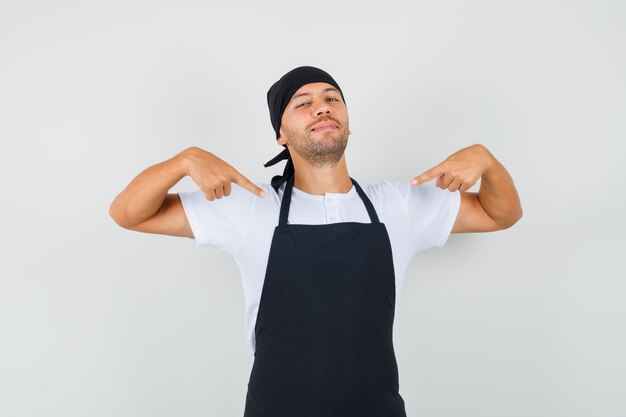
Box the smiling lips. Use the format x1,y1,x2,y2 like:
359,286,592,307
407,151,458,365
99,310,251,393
311,122,337,132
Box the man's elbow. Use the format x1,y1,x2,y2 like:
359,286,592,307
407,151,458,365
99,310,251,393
497,207,523,230
108,202,133,229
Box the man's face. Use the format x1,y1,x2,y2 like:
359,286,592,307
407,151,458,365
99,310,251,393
277,82,351,166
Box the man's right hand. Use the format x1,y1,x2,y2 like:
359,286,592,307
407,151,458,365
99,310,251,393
109,146,265,238
183,147,266,200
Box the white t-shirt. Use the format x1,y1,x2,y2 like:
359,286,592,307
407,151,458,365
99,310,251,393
179,180,461,354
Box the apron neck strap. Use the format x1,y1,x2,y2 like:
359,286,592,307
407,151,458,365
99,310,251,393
351,179,380,224
278,175,380,226
278,175,295,226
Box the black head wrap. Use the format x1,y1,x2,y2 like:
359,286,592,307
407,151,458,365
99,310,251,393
263,66,346,193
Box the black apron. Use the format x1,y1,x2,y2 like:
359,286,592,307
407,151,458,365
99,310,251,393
243,175,407,417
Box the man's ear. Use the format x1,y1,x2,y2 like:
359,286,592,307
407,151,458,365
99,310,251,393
277,129,288,145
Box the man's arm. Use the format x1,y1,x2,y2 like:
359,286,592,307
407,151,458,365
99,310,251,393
108,147,265,237
452,154,522,233
413,144,523,233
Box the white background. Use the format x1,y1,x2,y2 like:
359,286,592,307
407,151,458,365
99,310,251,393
1,0,624,416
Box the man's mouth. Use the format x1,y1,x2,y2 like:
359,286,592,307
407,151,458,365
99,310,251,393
311,122,337,132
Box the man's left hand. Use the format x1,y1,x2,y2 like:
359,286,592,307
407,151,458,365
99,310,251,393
411,144,495,192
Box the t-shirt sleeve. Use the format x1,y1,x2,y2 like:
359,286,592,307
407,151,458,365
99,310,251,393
388,180,461,252
178,183,256,254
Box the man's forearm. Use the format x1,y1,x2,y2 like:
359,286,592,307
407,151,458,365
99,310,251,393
109,148,190,228
478,148,523,228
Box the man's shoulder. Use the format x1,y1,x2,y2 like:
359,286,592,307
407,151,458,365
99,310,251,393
360,179,453,212
355,180,412,213
362,178,445,196
360,179,411,198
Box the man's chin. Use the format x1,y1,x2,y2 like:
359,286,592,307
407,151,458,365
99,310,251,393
314,130,348,144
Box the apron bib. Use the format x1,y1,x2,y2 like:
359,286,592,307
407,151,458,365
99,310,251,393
244,175,407,417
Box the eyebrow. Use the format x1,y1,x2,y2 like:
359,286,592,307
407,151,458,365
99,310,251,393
290,87,341,102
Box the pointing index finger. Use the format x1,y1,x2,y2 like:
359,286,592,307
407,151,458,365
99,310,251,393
232,171,266,197
412,163,445,185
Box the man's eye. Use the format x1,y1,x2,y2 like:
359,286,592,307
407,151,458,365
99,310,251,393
295,98,338,108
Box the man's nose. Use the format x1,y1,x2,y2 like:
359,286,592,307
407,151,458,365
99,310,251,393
315,104,331,116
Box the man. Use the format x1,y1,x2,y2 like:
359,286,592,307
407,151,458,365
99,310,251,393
109,66,522,416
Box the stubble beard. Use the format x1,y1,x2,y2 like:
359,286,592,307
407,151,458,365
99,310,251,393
284,125,350,167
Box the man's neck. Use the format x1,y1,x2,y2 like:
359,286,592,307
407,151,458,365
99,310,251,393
291,154,352,195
